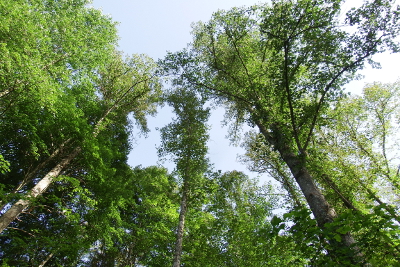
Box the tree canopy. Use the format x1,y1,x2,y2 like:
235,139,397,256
1,0,400,266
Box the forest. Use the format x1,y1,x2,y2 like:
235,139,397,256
1,0,400,266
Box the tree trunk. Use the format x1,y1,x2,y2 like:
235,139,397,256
38,252,54,267
0,147,81,234
0,139,72,212
255,121,361,259
321,174,358,211
0,103,117,233
172,180,189,267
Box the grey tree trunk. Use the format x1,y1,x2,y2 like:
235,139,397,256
255,121,359,252
38,252,54,267
0,147,81,233
0,139,71,212
172,180,189,267
0,100,118,233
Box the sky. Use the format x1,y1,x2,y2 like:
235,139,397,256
90,0,400,183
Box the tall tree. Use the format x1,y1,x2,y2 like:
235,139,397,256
163,0,400,262
0,0,118,210
0,51,160,234
0,98,135,265
158,89,210,267
0,0,161,234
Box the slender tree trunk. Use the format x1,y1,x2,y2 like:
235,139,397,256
0,147,81,233
363,185,400,224
0,90,10,98
321,174,358,211
38,252,54,267
273,163,303,208
172,180,189,267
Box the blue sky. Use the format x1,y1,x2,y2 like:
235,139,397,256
91,0,265,59
91,0,400,183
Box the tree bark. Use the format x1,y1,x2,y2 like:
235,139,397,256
172,180,189,267
0,147,81,233
0,139,72,212
0,100,118,233
255,121,359,256
38,252,54,267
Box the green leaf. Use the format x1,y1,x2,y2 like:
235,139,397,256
271,215,283,227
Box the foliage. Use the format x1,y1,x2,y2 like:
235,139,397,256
182,171,301,266
158,88,211,267
1,0,400,265
311,81,400,209
162,0,400,263
242,80,400,265
82,166,179,267
0,0,161,264
158,89,210,181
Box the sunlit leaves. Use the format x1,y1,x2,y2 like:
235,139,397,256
158,89,210,181
162,1,400,263
0,0,160,264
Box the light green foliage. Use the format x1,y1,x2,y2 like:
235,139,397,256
0,0,161,264
158,88,210,179
0,0,119,198
0,0,117,110
181,171,302,266
310,81,400,210
0,155,10,174
97,52,162,133
162,0,400,263
158,88,211,266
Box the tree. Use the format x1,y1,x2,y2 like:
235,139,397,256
240,131,305,208
83,166,179,267
0,51,160,234
318,81,400,207
0,105,133,266
158,88,210,267
308,81,400,264
162,0,400,262
0,0,161,236
235,82,400,265
0,0,118,210
181,170,303,266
